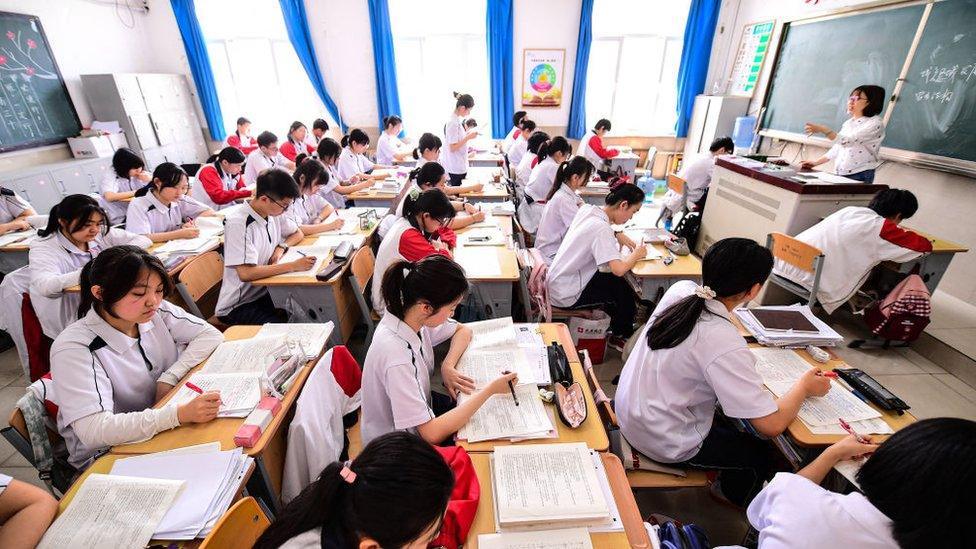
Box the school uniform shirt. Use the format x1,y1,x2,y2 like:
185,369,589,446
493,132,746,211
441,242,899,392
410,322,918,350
525,156,559,203
215,202,284,317
50,300,223,469
746,472,896,548
376,132,405,166
508,135,529,169
825,115,884,176
29,228,151,339
315,164,346,210
243,149,290,186
377,182,421,239
615,280,778,463
371,216,451,313
282,193,330,235
441,113,469,175
0,187,31,223
99,173,145,224
546,204,622,307
125,193,210,236
536,184,584,264
280,139,316,162
336,146,375,183
226,132,258,155
196,163,250,209
360,312,458,445
578,130,619,165
515,152,537,188
773,206,932,313
501,125,520,155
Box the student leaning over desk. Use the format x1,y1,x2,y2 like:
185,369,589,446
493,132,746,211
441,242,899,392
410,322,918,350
515,131,550,190
376,115,411,165
535,156,594,265
501,110,527,155
226,116,258,155
98,147,151,225
306,118,329,150
316,137,374,209
377,161,484,240
244,131,296,186
507,119,535,169
281,156,344,236
196,146,250,211
125,163,217,243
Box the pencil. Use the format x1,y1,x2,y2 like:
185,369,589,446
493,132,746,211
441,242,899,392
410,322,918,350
503,370,519,406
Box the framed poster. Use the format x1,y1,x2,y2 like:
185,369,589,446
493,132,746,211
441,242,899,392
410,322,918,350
521,49,565,107
727,21,774,97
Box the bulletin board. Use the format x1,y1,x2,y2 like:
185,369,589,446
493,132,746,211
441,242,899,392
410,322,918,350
521,49,565,107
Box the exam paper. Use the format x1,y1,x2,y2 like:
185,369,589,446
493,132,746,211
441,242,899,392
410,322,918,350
457,348,545,387
515,324,544,347
169,373,263,417
462,227,506,246
38,474,183,549
0,229,33,248
479,528,594,549
466,317,518,350
201,337,287,374
458,384,553,443
277,245,332,277
454,247,502,277
257,322,334,358
154,236,219,254
808,416,893,436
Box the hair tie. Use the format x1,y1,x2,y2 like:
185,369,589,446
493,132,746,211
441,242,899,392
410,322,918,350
408,187,421,201
339,461,357,484
695,285,717,300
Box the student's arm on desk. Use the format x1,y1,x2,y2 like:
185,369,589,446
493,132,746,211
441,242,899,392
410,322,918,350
0,477,58,549
283,228,306,247
333,178,373,195
879,220,934,258
441,325,476,397
103,190,137,202
443,182,483,196
235,256,316,282
155,311,225,399
750,368,831,437
71,395,221,449
0,217,31,235
28,254,81,297
796,435,879,483
607,246,647,276
416,371,517,444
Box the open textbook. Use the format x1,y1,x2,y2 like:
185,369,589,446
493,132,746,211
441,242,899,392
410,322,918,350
168,373,263,417
459,318,551,385
277,245,332,277
201,337,288,374
256,322,334,359
479,528,594,549
457,384,554,443
154,236,219,254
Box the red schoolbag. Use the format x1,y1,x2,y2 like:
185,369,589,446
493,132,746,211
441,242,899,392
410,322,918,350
864,273,931,342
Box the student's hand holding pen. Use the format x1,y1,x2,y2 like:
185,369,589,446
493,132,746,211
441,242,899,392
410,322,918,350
799,367,831,397
289,253,317,272
824,434,879,462
486,371,519,397
177,391,223,424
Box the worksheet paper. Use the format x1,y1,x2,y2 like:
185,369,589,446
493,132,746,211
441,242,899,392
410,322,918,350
515,324,545,347
467,212,500,229
277,245,332,277
808,416,893,436
479,528,594,549
169,373,263,417
466,317,519,350
37,474,183,549
154,236,219,254
453,247,502,277
315,233,367,249
458,384,553,443
460,318,550,385
0,229,34,248
256,322,333,359
194,216,225,238
462,227,507,246
201,337,287,374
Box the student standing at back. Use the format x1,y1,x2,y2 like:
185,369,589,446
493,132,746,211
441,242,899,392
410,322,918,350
802,85,886,183
536,156,594,264
282,157,345,236
279,121,317,162
196,146,250,211
501,110,527,154
521,136,572,233
662,136,733,221
216,170,309,326
507,119,535,169
50,246,224,470
442,92,479,186
362,255,517,445
316,138,374,209
244,131,296,186
616,238,831,507
226,116,258,155
376,115,411,165
578,118,620,166
99,147,151,225
125,163,217,242
515,131,549,189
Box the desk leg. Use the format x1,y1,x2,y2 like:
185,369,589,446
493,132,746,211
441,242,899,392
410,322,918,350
470,281,513,318
640,275,702,301
266,285,346,346
247,456,280,516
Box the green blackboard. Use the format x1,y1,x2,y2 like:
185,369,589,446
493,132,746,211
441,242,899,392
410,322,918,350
0,12,81,153
884,0,976,162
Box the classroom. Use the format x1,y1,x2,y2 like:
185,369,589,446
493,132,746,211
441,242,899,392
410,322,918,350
0,0,972,547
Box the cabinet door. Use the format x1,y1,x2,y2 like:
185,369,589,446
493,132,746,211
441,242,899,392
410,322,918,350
143,148,168,171
8,173,62,214
174,77,195,112
129,113,159,150
50,165,98,197
115,74,147,114
151,112,176,146
83,158,113,193
137,74,168,113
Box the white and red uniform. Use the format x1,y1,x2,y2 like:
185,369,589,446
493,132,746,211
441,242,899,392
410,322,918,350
773,206,932,313
226,132,258,155
280,139,316,162
371,216,454,314
196,163,250,209
577,130,619,166
501,126,521,155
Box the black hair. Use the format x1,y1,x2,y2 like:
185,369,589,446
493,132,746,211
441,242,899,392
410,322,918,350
709,136,734,153
520,119,537,132
868,188,919,220
409,162,446,189
78,245,175,319
286,121,307,145
593,118,612,132
401,188,456,235
512,110,527,127
257,131,278,148
312,118,329,132
293,157,329,194
294,153,309,166
39,194,109,238
646,238,772,350
255,169,301,201
111,147,145,179
463,118,478,129
527,131,550,156
852,84,886,117
856,418,976,549
383,115,402,129
538,136,572,163
453,91,474,110
341,129,369,148
412,133,442,160
605,181,645,206
135,162,187,198
546,156,594,201
381,255,469,318
206,146,247,173
317,137,342,163
236,116,250,127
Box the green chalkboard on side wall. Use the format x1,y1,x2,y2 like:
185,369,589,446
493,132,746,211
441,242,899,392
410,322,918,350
0,12,81,153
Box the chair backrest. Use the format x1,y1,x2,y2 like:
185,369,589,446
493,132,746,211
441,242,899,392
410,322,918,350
199,497,270,549
189,176,219,211
350,246,375,293
766,232,823,273
7,407,29,445
579,349,618,428
666,174,686,195
643,147,658,171
178,251,224,302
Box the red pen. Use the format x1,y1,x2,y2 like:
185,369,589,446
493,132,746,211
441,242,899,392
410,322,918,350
838,418,870,443
818,370,838,378
185,381,204,394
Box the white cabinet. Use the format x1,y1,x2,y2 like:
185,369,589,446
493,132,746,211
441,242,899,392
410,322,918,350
683,95,751,158
0,157,117,215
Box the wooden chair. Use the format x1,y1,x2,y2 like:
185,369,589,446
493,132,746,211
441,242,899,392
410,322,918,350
348,246,379,350
765,232,825,309
174,250,227,329
655,173,688,227
199,497,270,549
635,146,658,177
1,408,33,467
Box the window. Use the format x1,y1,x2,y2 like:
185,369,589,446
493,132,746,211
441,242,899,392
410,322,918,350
586,0,690,136
195,0,333,139
388,0,491,138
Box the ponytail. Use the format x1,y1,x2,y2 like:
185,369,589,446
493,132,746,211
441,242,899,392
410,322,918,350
604,181,644,207
286,121,307,146
546,156,594,201
412,132,442,160
409,162,446,189
526,131,550,156
401,188,456,234
538,136,571,163
135,162,187,198
453,91,474,110
317,137,342,163
292,157,328,193
383,115,402,129
210,146,246,176
646,238,772,349
341,128,369,149
39,194,108,238
381,256,468,319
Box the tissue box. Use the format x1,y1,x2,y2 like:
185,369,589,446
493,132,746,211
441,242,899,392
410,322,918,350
67,133,128,159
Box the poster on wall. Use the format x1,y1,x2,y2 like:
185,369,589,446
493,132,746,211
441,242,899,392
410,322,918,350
728,21,774,97
521,49,565,107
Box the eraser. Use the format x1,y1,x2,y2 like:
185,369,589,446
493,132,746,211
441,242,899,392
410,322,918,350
234,424,261,448
257,396,282,416
244,408,273,430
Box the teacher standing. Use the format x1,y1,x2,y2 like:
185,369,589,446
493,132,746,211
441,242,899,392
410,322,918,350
801,85,886,183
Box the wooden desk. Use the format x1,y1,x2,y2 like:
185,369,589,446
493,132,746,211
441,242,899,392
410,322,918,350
345,187,401,209
0,230,36,273
457,324,610,453
461,181,509,204
880,227,969,294
581,186,610,205
65,239,222,294
57,453,255,547
631,243,703,299
112,325,326,512
397,153,504,168
453,216,519,317
466,452,650,549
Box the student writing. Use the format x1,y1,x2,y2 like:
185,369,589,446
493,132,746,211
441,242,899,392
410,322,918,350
536,156,594,264
377,161,484,239
506,119,535,169
521,136,572,233
282,157,345,236
442,92,478,186
244,131,296,186
0,186,35,236
802,84,886,183
280,121,317,162
515,131,550,190
316,137,374,209
98,147,151,225
307,118,329,149
376,115,411,165
501,110,527,155
578,118,620,166
125,163,216,242
226,116,258,155
196,146,250,210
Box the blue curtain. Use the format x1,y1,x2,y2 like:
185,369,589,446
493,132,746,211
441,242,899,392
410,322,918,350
367,0,403,133
675,0,721,137
278,0,346,131
170,0,225,141
566,0,594,140
486,0,514,139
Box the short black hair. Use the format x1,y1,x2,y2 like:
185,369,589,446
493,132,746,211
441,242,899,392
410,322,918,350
236,116,250,126
594,118,612,132
852,85,886,117
79,245,175,319
710,136,734,153
317,137,342,162
111,147,145,179
255,169,300,200
341,129,370,148
257,131,278,148
521,119,537,132
383,115,402,129
869,188,919,219
463,118,478,129
312,118,329,132
454,92,474,109
512,111,527,126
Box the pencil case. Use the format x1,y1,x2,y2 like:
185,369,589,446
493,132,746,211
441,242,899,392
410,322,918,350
547,343,587,429
233,404,277,447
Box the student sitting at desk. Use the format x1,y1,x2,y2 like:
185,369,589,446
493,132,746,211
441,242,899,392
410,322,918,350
372,189,457,314
244,131,296,186
616,239,831,507
578,118,620,166
361,255,517,445
801,85,886,184
745,418,976,548
338,129,389,183
279,121,316,162
226,116,258,155
412,132,442,169
50,246,224,470
536,156,594,264
773,188,932,314
29,194,151,341
99,147,151,225
282,156,345,236
216,169,309,326
501,110,527,155
521,136,572,233
0,185,35,237
0,472,57,548
507,119,535,169
306,118,329,149
125,163,217,243
196,146,250,211
662,136,733,222
377,161,484,239
376,115,411,165
515,131,550,190
255,432,455,549
316,138,374,209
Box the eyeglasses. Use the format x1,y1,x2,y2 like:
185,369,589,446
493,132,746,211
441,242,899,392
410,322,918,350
848,95,867,103
268,196,292,210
